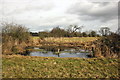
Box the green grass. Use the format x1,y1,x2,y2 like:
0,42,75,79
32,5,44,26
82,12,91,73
2,55,119,78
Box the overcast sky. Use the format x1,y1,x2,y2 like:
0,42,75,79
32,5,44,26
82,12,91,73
0,0,119,32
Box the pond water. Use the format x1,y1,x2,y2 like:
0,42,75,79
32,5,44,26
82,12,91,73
28,48,93,58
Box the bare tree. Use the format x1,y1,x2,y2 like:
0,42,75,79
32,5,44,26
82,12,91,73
67,25,84,33
99,27,110,36
2,22,30,42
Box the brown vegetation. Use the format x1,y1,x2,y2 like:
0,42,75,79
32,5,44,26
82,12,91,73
92,34,120,58
1,23,119,58
2,23,32,54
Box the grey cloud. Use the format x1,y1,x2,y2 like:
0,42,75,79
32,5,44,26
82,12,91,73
3,2,55,16
0,0,118,32
67,2,118,22
91,2,110,6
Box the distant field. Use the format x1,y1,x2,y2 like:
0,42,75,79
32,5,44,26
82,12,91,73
44,37,99,43
32,37,99,43
32,37,100,47
2,55,119,78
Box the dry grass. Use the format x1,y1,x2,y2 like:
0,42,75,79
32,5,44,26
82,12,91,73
2,55,119,78
44,37,99,43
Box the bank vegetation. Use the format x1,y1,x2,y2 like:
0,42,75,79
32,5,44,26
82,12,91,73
1,22,120,58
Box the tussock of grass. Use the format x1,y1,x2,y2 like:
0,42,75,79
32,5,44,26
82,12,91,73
2,55,119,78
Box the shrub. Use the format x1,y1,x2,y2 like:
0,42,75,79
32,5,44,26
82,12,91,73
2,22,31,54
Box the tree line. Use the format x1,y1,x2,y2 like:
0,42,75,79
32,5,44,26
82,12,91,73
30,25,113,38
2,23,116,41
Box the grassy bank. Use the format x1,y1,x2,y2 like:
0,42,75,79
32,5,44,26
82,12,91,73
35,37,99,50
42,37,99,43
2,55,119,78
32,37,99,46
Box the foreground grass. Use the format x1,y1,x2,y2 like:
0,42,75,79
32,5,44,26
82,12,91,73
2,55,119,78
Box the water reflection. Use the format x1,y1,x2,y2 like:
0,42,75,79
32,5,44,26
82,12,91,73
29,48,92,58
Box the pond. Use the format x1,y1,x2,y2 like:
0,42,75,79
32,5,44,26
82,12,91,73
27,47,93,58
